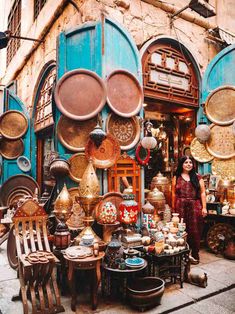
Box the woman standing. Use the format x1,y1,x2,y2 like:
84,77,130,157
172,156,207,264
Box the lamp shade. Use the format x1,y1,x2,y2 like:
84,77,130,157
141,136,157,149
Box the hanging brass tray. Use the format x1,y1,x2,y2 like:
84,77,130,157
54,69,106,120
68,153,89,182
106,69,143,117
212,157,235,179
190,138,214,163
57,115,97,152
0,138,24,159
106,113,140,150
206,124,235,159
0,174,40,206
205,86,235,125
0,110,28,139
85,133,121,169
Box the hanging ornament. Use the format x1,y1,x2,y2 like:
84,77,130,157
195,118,211,143
141,120,157,149
135,143,150,166
89,123,107,148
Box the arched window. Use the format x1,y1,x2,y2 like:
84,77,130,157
142,41,199,107
34,64,56,133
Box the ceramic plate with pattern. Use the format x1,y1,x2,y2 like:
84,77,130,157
190,138,214,163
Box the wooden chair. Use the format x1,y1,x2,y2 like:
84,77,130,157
12,197,64,314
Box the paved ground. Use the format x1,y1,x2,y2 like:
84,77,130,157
0,240,234,314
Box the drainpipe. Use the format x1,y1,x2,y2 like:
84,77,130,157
142,0,217,30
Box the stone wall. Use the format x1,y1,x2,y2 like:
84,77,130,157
0,0,233,112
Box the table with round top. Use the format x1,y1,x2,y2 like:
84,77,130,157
64,251,105,311
102,260,148,300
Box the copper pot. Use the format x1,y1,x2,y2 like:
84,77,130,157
49,158,70,178
147,187,165,211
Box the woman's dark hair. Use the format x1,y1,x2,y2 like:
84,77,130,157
175,156,200,193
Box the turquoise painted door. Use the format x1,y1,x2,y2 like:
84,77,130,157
199,44,235,174
1,89,32,184
56,18,142,191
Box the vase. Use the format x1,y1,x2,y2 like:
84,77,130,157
171,213,180,227
97,201,117,224
119,194,139,224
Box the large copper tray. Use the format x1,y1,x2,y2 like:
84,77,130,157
106,113,140,150
205,86,235,125
106,69,143,117
206,124,235,159
0,138,24,159
68,153,89,182
66,187,84,230
190,138,214,163
0,110,28,139
85,133,120,169
54,69,106,120
0,174,40,206
94,192,123,219
212,157,235,179
57,115,97,152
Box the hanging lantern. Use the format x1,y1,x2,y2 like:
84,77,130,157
89,123,107,148
195,118,211,143
54,184,73,221
141,120,157,149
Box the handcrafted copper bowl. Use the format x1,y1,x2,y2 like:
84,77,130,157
127,277,165,311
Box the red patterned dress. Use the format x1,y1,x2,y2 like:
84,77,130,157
175,174,203,260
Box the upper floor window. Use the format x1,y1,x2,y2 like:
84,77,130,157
34,0,47,20
7,0,21,66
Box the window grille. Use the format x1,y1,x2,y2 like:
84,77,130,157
7,0,21,66
34,0,47,20
34,66,56,133
142,42,199,107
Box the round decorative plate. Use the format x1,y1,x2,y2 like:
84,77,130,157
54,69,106,120
0,174,40,206
207,223,234,254
0,110,28,139
212,158,235,179
190,138,214,163
85,133,121,169
205,86,235,125
66,187,85,230
57,115,97,152
125,257,145,268
68,153,89,182
206,124,235,159
65,246,92,259
0,138,24,159
106,69,143,117
106,113,140,150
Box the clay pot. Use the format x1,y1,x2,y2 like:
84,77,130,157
127,277,165,311
171,213,180,227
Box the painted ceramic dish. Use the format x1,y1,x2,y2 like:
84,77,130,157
0,110,28,139
54,69,106,120
125,257,145,268
106,113,140,150
205,86,235,125
206,124,235,159
57,115,97,152
65,246,92,259
106,69,143,117
85,133,120,169
190,138,214,163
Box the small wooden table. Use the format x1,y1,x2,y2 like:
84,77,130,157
102,260,148,300
64,252,105,311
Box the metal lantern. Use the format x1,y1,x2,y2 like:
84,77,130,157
195,120,211,143
89,123,107,148
142,201,154,214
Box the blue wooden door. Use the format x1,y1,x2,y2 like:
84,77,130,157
199,44,235,174
1,89,32,184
